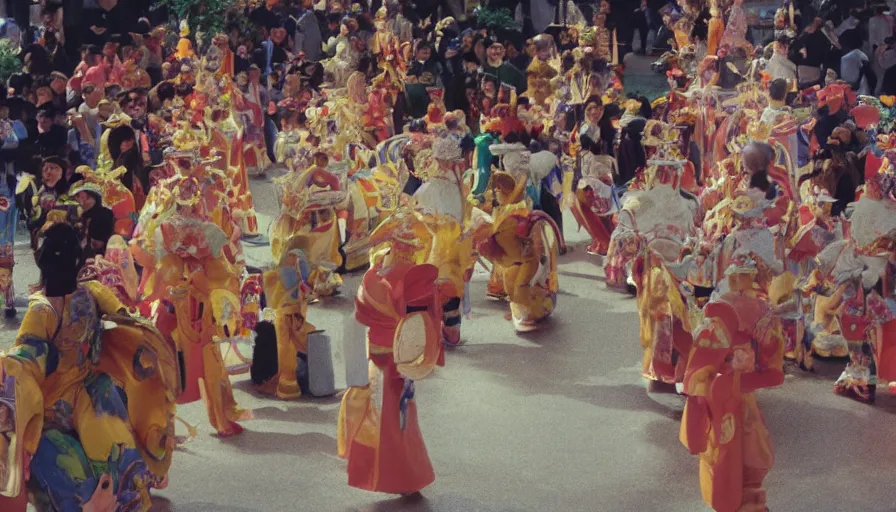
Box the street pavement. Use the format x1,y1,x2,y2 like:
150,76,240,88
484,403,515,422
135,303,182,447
4,55,896,512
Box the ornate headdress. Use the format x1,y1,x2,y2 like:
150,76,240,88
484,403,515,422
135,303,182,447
431,132,464,163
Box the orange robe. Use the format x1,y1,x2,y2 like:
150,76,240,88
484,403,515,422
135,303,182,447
680,296,785,512
337,261,442,494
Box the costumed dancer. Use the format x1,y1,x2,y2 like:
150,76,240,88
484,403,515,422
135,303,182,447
0,132,15,316
337,211,443,495
784,186,842,369
680,254,786,512
270,156,346,298
807,154,896,404
133,158,251,437
609,140,699,391
476,169,563,332
252,248,316,399
413,131,474,346
0,223,181,511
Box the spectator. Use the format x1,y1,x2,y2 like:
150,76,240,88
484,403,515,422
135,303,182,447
841,31,873,95
47,72,69,112
790,17,828,88
83,0,133,47
504,33,530,72
76,83,104,126
479,39,526,94
68,45,104,102
288,0,323,62
766,35,798,82
250,0,285,33
632,0,650,55
22,43,55,79
406,42,443,119
32,108,68,159
878,37,896,96
868,6,891,54
72,185,115,259
106,124,146,208
5,73,36,131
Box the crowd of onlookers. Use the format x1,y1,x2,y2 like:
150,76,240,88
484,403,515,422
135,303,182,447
1,0,895,229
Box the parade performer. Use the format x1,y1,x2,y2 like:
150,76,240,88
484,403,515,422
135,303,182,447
608,143,699,389
680,255,786,512
270,157,346,298
413,131,469,222
337,212,443,495
134,162,251,437
253,248,316,399
19,157,79,250
477,171,562,332
411,132,476,345
78,235,140,310
572,148,619,257
0,223,180,511
785,186,842,367
807,155,896,404
0,138,15,316
204,90,259,237
70,166,137,239
233,65,272,176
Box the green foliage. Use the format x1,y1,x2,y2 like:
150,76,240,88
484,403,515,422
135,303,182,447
157,0,240,43
475,6,518,31
0,39,22,85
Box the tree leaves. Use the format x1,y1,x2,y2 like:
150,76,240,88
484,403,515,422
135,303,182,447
0,39,22,84
156,0,240,43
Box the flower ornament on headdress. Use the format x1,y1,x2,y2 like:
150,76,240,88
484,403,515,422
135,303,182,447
746,119,772,143
157,216,228,261
578,27,596,47
731,189,766,219
431,132,464,163
644,142,685,189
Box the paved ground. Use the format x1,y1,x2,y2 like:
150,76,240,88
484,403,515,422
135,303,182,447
5,56,896,512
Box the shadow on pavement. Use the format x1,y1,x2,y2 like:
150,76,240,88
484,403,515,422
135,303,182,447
350,492,535,512
218,430,336,456
151,497,257,512
245,402,341,424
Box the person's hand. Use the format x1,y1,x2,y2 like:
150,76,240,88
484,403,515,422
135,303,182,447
90,25,106,35
71,114,86,129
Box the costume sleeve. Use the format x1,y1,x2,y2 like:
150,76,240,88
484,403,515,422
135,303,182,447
741,314,786,393
85,280,126,315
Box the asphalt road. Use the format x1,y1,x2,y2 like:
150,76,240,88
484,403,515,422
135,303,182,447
4,56,896,512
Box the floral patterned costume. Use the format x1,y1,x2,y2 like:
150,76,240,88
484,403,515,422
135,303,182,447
0,282,180,511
